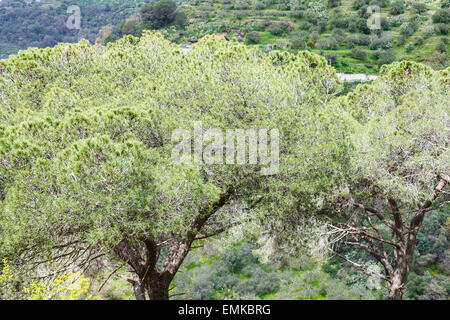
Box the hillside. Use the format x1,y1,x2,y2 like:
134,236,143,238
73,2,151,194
155,0,449,73
0,0,147,58
1,1,448,73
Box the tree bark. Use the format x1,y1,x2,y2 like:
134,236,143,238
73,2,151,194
147,274,171,300
114,188,237,300
386,266,408,300
130,273,146,300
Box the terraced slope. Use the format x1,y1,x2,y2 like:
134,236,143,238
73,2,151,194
155,0,449,73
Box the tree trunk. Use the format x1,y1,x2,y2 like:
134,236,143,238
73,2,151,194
387,275,405,300
130,273,146,300
146,275,171,300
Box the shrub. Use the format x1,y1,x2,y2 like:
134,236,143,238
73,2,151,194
327,0,341,8
318,20,328,32
370,37,392,50
291,32,307,49
118,20,140,36
380,17,390,30
268,24,284,36
174,10,187,27
246,31,260,44
358,18,371,34
405,42,414,52
369,0,388,7
104,33,119,45
347,15,360,32
432,9,450,24
389,16,403,27
399,22,416,37
330,16,349,29
236,269,280,296
435,23,449,35
191,272,215,300
353,0,369,10
345,35,357,48
291,10,304,18
253,1,266,10
317,38,339,50
358,5,370,19
304,9,323,24
356,34,370,45
351,48,367,60
412,2,427,14
323,52,338,65
299,21,312,30
396,34,407,45
412,36,424,46
374,49,395,65
422,26,434,38
331,28,346,44
235,0,250,10
310,31,320,42
390,0,405,15
435,41,447,53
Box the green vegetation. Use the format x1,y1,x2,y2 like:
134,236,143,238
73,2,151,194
0,32,448,300
0,0,448,73
134,0,449,73
0,0,148,58
0,0,449,300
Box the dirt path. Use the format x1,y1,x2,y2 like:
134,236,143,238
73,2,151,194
337,73,378,82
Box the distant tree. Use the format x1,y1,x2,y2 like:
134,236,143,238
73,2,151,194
104,33,120,45
299,21,312,30
380,17,390,30
434,23,449,35
412,36,424,46
174,10,187,27
412,2,427,14
291,10,304,19
268,24,284,36
405,42,414,52
254,1,266,10
432,9,450,24
390,0,406,15
353,0,369,10
435,41,447,53
291,31,307,49
369,0,388,8
351,47,367,60
119,20,141,36
327,0,341,8
141,0,177,29
399,23,412,37
323,52,338,65
95,25,114,45
375,49,395,65
347,15,360,32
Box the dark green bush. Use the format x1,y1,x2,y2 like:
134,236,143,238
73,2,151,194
351,48,367,60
